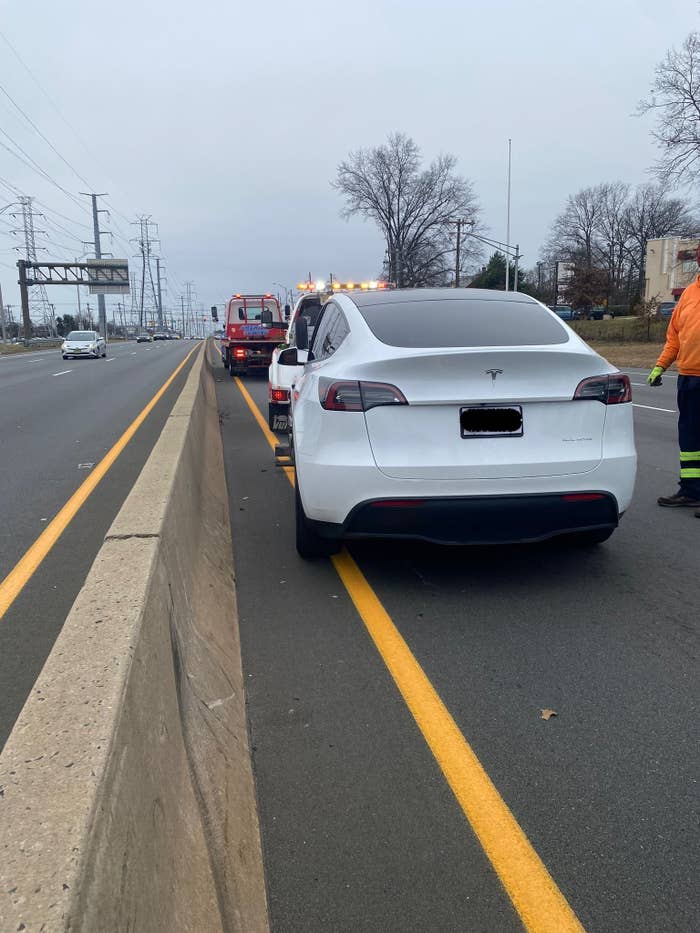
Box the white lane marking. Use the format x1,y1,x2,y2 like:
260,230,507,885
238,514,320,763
130,352,137,355
52,369,72,376
105,357,116,362
633,403,675,413
630,382,647,387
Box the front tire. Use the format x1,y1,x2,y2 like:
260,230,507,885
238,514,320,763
295,480,337,559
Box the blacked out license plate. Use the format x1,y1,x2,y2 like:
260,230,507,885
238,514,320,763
460,405,523,438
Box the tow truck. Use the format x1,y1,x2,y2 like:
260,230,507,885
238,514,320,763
267,279,388,431
221,293,287,377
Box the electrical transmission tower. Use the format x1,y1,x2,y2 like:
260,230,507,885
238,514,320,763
11,196,55,335
184,281,196,337
131,216,160,329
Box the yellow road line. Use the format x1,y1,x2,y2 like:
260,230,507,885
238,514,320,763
233,376,586,932
332,549,584,933
0,345,199,622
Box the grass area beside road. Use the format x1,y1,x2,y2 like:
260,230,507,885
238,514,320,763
588,341,671,369
570,317,667,344
0,343,33,355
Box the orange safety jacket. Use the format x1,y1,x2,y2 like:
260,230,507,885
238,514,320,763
657,274,700,376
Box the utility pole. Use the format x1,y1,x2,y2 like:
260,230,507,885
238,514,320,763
505,139,512,292
455,220,462,287
81,193,109,344
180,295,185,336
446,219,468,287
513,245,520,293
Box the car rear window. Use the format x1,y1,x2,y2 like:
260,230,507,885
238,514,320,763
356,298,568,347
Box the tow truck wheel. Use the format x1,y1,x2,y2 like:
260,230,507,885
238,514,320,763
295,477,337,560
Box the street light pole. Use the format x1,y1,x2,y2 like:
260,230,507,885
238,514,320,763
505,139,512,292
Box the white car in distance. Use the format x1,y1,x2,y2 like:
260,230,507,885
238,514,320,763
61,330,106,360
284,288,637,558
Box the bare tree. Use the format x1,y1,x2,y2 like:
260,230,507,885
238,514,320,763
333,133,481,287
639,32,700,186
545,180,696,309
624,182,696,293
548,186,603,271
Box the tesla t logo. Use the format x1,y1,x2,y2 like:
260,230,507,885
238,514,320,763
485,369,503,383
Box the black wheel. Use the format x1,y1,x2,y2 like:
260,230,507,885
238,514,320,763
222,349,229,369
268,405,275,430
566,528,614,547
295,479,337,559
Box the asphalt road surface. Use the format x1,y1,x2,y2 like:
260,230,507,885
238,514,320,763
215,361,699,933
0,339,198,748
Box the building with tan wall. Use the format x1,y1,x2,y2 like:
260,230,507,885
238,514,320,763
644,237,699,305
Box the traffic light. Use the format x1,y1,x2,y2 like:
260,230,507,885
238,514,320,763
211,305,218,322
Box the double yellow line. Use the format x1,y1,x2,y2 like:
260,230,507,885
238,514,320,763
234,376,585,933
0,346,198,621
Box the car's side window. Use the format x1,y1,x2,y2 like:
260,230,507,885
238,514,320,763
310,304,338,361
324,310,350,356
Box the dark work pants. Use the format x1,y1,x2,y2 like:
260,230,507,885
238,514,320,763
677,375,700,497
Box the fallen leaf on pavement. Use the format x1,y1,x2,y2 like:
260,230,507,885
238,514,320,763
540,709,557,721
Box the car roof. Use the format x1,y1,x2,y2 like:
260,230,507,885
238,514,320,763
347,287,540,308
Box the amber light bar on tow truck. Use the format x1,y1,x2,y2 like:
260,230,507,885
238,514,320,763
296,280,389,292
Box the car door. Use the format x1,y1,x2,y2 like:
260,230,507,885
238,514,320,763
294,302,351,457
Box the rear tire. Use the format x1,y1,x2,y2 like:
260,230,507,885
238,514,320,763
295,479,337,559
268,405,275,430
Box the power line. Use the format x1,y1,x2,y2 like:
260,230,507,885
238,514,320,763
0,29,106,181
0,134,86,212
0,81,94,190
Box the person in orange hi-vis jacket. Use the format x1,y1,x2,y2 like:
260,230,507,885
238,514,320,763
647,242,700,516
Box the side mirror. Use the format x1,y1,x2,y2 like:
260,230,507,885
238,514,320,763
261,308,273,325
238,308,245,321
296,317,309,351
284,304,291,320
278,347,298,365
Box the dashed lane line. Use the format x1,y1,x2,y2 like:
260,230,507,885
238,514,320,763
633,403,675,413
0,344,199,623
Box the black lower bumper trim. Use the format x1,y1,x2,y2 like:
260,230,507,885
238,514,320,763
310,492,619,546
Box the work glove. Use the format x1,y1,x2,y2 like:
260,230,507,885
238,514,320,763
647,366,664,387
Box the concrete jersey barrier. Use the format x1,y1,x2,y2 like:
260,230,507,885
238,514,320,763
0,342,269,932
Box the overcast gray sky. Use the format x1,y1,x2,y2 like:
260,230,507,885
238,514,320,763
0,0,695,320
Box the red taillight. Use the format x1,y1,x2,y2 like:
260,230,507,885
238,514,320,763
318,379,408,412
561,493,605,502
234,347,246,359
270,388,290,402
573,374,631,404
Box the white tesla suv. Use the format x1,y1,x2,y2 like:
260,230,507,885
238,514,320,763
285,288,636,558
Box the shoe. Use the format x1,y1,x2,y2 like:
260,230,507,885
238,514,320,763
657,493,700,507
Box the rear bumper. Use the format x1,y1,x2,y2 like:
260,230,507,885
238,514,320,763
309,492,619,545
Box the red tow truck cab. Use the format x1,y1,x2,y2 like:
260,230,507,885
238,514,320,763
221,293,286,376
